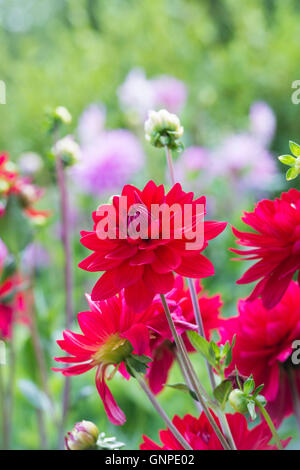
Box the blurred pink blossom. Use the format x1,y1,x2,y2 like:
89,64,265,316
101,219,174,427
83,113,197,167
249,101,276,146
117,68,187,120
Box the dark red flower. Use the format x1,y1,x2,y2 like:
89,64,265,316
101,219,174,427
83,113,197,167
146,276,223,394
140,412,290,450
0,240,28,340
79,181,226,312
232,189,300,309
220,281,300,425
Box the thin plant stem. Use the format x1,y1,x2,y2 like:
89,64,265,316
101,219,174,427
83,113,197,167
187,279,236,449
175,349,202,413
187,278,216,390
254,398,283,451
0,360,9,449
165,146,176,186
287,368,300,435
5,338,16,450
163,146,237,450
136,373,193,450
160,294,231,450
55,145,74,449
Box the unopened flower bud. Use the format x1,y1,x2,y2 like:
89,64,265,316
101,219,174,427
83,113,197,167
65,420,99,450
228,389,249,414
54,106,72,125
144,109,184,150
52,135,81,167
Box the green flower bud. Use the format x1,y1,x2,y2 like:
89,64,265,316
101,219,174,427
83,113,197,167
144,109,184,150
228,389,249,414
54,106,72,125
52,135,81,167
65,420,99,450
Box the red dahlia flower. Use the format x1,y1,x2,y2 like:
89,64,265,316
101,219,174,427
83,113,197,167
147,276,223,394
53,292,193,425
79,181,226,312
0,241,28,339
232,189,300,309
140,412,290,450
220,281,300,425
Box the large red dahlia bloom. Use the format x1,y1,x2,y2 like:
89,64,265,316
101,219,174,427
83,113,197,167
79,181,226,312
140,412,289,450
232,189,300,309
147,276,223,394
53,292,194,425
220,281,300,425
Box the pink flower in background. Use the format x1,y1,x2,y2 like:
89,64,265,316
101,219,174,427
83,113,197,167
72,129,145,197
21,243,50,273
117,68,187,120
117,68,155,120
211,133,277,190
150,75,187,114
250,101,276,147
77,104,106,146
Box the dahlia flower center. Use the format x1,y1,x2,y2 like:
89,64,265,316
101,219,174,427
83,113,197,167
92,334,133,365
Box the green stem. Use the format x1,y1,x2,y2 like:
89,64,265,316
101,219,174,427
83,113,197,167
163,146,237,451
254,398,283,450
136,373,193,450
160,294,231,450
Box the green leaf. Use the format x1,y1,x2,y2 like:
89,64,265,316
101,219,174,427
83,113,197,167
286,167,299,181
253,384,264,397
223,335,236,368
167,383,199,402
0,195,33,254
18,379,52,412
255,394,267,407
213,380,232,410
125,356,150,376
243,375,255,395
131,354,152,365
247,400,257,420
289,140,300,157
187,331,215,365
278,155,296,166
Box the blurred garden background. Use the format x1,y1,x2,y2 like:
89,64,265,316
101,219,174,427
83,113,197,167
0,0,300,449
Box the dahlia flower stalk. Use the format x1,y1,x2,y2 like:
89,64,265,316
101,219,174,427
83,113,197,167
79,180,226,313
147,276,223,394
140,412,290,450
220,281,300,427
232,188,300,309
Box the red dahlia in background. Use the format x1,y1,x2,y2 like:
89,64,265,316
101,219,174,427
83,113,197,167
0,240,28,340
232,189,300,309
140,412,290,450
79,181,226,312
220,281,300,425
